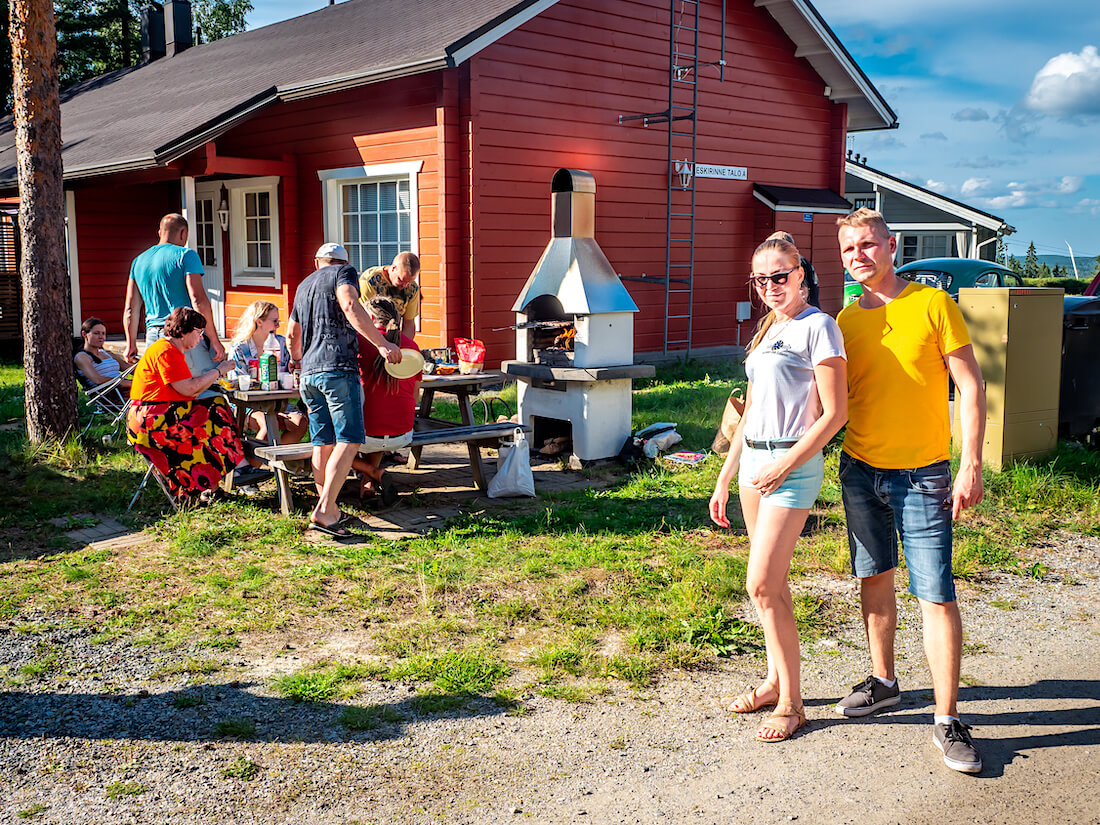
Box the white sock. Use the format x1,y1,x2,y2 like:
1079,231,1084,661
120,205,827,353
874,675,896,688
934,715,959,726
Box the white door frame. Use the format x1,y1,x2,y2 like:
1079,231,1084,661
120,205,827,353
192,180,226,337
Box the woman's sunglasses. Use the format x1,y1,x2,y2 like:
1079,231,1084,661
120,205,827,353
749,266,799,289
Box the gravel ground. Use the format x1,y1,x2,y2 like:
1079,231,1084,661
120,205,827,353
1,534,1098,825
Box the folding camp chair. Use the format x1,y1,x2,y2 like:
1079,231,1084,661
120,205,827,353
78,363,137,442
127,455,180,513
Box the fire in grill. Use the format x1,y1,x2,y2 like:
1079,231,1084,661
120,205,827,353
530,321,575,365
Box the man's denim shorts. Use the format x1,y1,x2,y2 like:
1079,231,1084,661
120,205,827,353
739,444,825,510
839,452,955,603
300,371,365,445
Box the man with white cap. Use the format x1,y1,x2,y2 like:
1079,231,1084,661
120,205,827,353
287,243,402,536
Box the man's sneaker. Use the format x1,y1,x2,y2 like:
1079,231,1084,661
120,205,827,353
933,720,982,773
834,675,901,717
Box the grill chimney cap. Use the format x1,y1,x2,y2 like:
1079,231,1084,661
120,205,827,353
552,169,596,195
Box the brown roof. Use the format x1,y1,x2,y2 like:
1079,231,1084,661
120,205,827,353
0,0,894,188
0,0,526,186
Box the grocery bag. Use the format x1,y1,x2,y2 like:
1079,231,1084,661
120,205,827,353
454,338,486,374
711,387,746,455
488,428,536,498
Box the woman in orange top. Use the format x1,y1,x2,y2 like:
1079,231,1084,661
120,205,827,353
127,307,243,503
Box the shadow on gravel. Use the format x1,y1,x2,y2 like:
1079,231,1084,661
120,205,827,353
0,682,514,743
803,679,1100,778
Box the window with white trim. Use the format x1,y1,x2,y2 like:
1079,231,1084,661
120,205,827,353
899,233,953,264
340,179,412,272
319,161,422,273
228,177,281,287
195,199,217,266
851,196,876,210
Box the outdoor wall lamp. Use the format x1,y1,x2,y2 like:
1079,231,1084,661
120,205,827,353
217,184,230,231
674,159,693,190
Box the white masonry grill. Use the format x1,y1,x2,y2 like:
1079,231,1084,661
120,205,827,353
503,169,654,463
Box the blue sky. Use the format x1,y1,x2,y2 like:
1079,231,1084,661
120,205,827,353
248,0,1100,261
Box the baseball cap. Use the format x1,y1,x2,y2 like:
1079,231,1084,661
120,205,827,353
314,242,349,262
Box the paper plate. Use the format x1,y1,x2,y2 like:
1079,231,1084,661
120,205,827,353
384,348,425,379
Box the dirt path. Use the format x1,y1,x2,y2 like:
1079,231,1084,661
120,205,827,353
1,537,1098,825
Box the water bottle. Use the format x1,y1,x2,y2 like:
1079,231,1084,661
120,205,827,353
260,332,280,390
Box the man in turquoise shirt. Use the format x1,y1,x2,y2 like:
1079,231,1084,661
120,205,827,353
123,213,226,372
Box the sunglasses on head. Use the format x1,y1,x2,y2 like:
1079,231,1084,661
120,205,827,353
749,266,799,289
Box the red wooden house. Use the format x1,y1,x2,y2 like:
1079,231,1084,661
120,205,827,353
0,0,894,360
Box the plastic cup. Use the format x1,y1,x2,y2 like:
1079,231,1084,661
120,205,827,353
278,373,294,390
238,374,252,391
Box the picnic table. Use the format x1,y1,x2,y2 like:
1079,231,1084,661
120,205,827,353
224,386,300,506
411,370,511,487
247,369,524,515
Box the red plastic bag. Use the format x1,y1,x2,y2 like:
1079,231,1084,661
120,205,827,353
454,338,485,374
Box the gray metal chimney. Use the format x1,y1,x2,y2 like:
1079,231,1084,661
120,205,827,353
164,0,193,57
511,169,638,316
141,3,166,63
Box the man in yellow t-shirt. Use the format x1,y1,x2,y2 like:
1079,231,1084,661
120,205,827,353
833,209,987,775
358,251,420,341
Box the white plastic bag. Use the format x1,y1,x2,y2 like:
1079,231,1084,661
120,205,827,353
643,429,682,458
488,428,536,498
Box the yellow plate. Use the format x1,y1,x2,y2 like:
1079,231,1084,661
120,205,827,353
384,348,425,379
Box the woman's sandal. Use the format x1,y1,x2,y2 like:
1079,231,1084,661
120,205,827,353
755,702,806,743
720,680,778,714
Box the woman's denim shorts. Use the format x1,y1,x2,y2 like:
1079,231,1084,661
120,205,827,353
738,443,824,510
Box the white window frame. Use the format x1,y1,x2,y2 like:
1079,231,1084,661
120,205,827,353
318,161,422,268
897,232,954,265
227,176,281,288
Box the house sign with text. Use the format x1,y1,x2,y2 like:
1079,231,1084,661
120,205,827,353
693,164,748,181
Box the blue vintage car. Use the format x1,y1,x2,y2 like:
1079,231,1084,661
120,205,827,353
895,257,1023,298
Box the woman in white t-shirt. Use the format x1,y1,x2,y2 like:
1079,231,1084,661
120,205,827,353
709,237,848,742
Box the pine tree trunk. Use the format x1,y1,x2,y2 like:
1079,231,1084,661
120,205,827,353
11,0,77,442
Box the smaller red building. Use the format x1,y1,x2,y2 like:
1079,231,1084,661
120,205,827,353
0,0,894,361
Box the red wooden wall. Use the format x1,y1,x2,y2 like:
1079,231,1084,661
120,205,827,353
467,0,847,359
71,178,180,332
213,75,443,344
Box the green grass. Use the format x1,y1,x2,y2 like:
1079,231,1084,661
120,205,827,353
273,661,380,703
339,704,405,730
220,757,261,780
214,717,256,738
0,356,1097,700
17,803,48,819
104,781,145,799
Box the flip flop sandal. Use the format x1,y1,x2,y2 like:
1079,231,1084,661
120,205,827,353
309,520,354,538
755,703,806,743
720,680,778,714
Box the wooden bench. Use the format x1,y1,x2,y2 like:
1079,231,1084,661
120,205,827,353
254,421,526,515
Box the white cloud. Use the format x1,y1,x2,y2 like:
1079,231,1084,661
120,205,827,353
986,190,1033,209
969,175,1089,211
961,177,993,196
952,107,990,121
920,132,949,141
1024,45,1100,116
1057,175,1084,193
925,179,947,192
